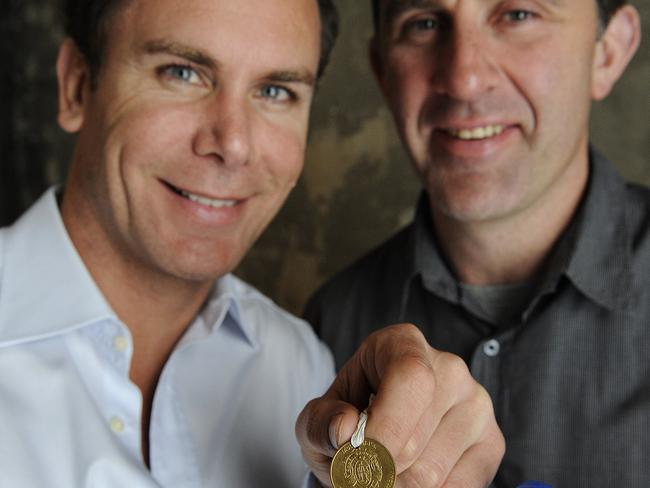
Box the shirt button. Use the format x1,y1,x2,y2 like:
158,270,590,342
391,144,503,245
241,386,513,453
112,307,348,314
483,339,500,357
110,417,125,434
113,335,128,353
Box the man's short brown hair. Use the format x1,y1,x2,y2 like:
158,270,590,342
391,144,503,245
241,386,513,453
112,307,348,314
63,0,339,84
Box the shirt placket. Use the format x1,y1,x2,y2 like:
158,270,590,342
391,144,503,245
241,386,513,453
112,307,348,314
75,321,143,465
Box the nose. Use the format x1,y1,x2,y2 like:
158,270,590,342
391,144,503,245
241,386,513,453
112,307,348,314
193,91,252,167
432,24,499,101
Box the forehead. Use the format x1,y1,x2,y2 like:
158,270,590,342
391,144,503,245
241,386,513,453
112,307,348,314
380,0,437,21
114,0,321,24
106,0,321,69
377,0,597,21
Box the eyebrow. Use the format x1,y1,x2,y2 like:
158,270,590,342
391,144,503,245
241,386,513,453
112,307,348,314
383,0,437,24
383,0,565,23
141,39,315,87
142,40,219,70
267,70,316,87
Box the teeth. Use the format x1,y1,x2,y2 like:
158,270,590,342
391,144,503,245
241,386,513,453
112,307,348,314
180,190,237,209
448,125,504,140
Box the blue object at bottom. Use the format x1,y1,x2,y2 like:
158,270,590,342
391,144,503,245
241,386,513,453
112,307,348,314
517,482,552,488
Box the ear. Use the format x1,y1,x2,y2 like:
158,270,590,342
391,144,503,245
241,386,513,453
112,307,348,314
368,35,388,97
56,38,91,133
591,5,641,101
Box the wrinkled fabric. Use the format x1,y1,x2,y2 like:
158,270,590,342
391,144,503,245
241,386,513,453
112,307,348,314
306,148,650,487
0,188,335,487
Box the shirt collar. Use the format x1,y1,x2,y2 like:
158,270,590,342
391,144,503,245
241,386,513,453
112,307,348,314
191,275,258,349
0,189,256,350
406,146,631,313
411,193,461,304
0,188,115,346
562,147,631,311
0,189,257,350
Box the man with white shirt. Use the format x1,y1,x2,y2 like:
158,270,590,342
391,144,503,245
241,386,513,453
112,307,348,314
0,0,505,486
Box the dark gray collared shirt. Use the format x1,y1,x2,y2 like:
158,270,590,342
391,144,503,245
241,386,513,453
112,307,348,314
305,148,650,487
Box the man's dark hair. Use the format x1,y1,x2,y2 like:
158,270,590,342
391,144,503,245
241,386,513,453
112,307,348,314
370,0,625,32
63,0,339,83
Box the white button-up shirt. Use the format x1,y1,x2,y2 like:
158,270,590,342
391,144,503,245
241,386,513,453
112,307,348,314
0,189,335,487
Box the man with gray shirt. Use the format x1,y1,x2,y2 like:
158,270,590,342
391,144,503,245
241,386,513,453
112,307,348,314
306,0,649,485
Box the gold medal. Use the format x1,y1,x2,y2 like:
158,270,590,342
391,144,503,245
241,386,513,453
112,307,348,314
330,394,396,488
330,438,396,488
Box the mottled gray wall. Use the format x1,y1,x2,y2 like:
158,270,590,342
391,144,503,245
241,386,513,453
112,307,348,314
1,1,648,316
1,3,71,225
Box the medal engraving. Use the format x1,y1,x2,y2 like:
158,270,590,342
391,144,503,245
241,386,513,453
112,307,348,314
330,438,396,488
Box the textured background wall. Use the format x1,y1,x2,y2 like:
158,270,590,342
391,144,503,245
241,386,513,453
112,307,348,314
1,1,648,316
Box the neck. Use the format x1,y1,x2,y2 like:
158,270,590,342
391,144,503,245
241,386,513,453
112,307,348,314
61,192,213,351
432,157,589,286
60,188,214,467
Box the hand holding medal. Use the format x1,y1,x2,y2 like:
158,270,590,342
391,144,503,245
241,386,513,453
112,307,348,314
330,395,396,488
296,324,504,487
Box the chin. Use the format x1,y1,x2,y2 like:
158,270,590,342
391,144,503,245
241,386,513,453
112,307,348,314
435,193,522,224
439,205,493,223
156,252,242,285
431,175,527,223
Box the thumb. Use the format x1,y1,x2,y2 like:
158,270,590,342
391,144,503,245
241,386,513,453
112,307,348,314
296,396,362,485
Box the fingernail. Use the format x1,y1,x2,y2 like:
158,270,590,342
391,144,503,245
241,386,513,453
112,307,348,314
329,414,342,449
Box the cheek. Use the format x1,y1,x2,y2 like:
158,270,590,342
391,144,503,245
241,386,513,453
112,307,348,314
384,57,429,129
257,119,307,189
505,39,595,125
118,105,195,159
105,105,200,193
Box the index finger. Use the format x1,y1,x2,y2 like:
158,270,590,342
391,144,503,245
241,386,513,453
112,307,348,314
329,324,441,467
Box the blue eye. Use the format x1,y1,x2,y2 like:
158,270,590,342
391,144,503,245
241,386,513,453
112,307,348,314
412,17,438,31
402,16,439,36
161,65,200,84
260,85,292,102
505,10,534,22
398,15,443,42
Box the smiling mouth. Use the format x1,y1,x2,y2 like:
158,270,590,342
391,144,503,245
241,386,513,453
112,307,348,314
444,125,505,140
166,182,239,209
